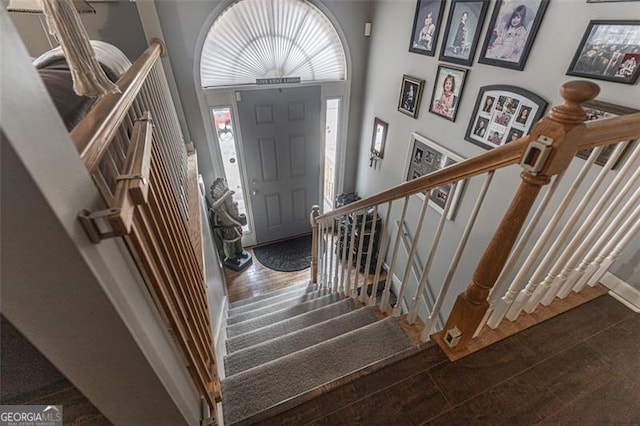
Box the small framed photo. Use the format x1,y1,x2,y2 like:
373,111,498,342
465,85,548,150
576,100,639,169
409,0,447,56
429,64,468,122
404,132,466,220
398,74,426,118
439,0,490,66
370,117,389,158
478,0,550,70
567,20,640,85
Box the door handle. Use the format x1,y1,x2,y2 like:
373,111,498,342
251,189,259,196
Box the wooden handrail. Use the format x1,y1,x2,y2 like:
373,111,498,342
576,113,640,150
71,41,163,171
316,138,529,223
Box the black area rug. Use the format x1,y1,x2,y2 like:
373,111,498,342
253,234,312,272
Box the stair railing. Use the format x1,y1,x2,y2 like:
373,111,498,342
310,81,640,356
71,41,219,414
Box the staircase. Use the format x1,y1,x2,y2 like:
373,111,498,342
220,283,418,425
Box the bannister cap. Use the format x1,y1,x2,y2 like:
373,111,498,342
550,80,600,124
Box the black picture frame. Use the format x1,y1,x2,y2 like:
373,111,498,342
429,64,468,122
370,117,389,158
439,0,490,66
478,0,550,70
404,132,466,220
409,0,447,56
398,74,426,118
575,100,639,169
567,20,640,85
465,84,548,150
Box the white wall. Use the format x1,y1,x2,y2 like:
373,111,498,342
357,0,640,312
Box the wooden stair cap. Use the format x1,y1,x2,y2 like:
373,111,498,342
550,80,600,125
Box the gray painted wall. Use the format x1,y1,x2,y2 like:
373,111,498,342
357,0,640,305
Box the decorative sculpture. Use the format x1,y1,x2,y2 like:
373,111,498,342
209,177,251,271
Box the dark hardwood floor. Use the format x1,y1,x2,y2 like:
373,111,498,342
261,294,639,425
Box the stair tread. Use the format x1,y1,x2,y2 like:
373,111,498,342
228,284,317,316
227,288,329,325
226,293,342,338
226,298,358,353
224,306,379,376
221,317,413,425
228,282,312,309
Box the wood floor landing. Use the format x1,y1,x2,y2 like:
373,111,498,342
261,294,640,425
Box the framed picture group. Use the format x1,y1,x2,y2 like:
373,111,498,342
465,85,548,150
404,133,466,219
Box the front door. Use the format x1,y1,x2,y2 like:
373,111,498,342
237,86,321,244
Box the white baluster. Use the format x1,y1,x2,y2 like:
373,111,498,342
558,185,640,297
370,201,392,306
485,171,564,328
355,209,368,300
339,215,349,294
421,172,494,341
319,222,326,288
329,220,336,292
505,146,608,319
346,213,358,297
360,206,379,303
380,197,409,312
539,146,640,306
407,183,458,324
393,192,431,317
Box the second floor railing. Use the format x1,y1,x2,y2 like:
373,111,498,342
311,81,640,357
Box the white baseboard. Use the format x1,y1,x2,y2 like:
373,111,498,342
601,272,640,313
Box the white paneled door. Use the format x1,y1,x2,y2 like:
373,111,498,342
237,86,321,244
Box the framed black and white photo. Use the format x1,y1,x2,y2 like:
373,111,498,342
409,0,447,56
567,20,640,84
398,74,426,118
404,133,466,220
370,117,389,158
465,85,547,150
478,0,550,70
439,0,490,66
429,65,468,122
576,100,639,169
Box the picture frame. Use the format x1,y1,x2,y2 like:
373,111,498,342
398,74,426,118
439,0,490,66
370,117,389,158
404,133,466,220
465,84,548,150
575,100,639,169
429,64,468,122
567,20,640,85
478,0,550,70
409,0,447,56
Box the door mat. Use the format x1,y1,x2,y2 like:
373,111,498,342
253,234,312,272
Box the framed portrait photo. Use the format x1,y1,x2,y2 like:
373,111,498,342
429,64,468,122
404,132,466,220
576,100,639,169
465,85,548,150
439,0,490,66
398,74,426,118
409,0,446,56
567,20,640,84
370,117,389,158
478,0,550,70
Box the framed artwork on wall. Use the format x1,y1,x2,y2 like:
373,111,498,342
576,100,639,169
439,0,490,66
465,85,548,150
370,117,389,158
478,0,550,70
429,64,468,122
398,74,426,118
409,0,447,56
404,133,466,220
567,20,640,84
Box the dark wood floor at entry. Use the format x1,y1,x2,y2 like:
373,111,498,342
260,294,639,425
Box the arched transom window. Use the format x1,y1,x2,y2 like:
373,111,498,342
200,0,347,88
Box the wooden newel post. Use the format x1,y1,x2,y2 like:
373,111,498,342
434,81,600,357
310,205,320,284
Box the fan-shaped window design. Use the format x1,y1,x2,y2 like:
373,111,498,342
200,0,346,88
